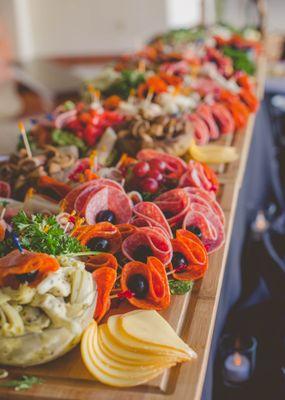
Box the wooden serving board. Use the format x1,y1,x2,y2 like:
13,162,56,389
0,57,266,400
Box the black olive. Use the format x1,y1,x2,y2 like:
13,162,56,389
87,237,109,252
127,273,149,299
163,211,174,219
16,270,38,283
186,225,202,239
172,252,188,272
96,210,116,224
133,245,152,262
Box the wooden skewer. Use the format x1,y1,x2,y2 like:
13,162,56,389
18,121,32,159
0,207,6,220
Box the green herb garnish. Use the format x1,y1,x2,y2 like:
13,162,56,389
0,211,85,257
0,375,44,391
63,100,76,111
222,46,255,75
103,70,145,100
169,280,194,295
51,129,87,152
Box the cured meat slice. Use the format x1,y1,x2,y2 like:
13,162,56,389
168,230,208,281
239,88,259,112
63,178,125,213
191,77,220,96
196,104,220,140
154,188,190,228
85,253,118,272
159,60,189,76
182,204,225,254
120,257,170,310
0,220,7,241
0,250,60,288
122,226,173,265
84,186,132,224
137,149,187,180
211,102,235,135
117,224,137,240
0,181,11,198
54,109,77,129
179,161,219,195
93,267,116,322
38,176,71,200
131,202,172,239
183,187,225,225
188,113,210,145
72,222,122,254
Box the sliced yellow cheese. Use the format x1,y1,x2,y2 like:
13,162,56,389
107,312,195,359
99,324,177,366
81,322,169,387
120,310,197,359
92,324,172,372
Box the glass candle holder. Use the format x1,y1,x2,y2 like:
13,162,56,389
219,334,258,388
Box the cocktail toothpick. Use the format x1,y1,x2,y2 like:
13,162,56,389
18,121,32,159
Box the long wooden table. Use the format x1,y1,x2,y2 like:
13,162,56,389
0,57,266,400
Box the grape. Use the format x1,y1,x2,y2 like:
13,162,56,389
140,177,159,193
149,159,167,172
133,161,150,178
147,169,164,183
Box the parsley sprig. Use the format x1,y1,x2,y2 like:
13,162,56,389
0,211,85,257
169,280,194,295
0,375,44,391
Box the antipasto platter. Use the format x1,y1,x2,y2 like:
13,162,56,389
0,25,265,400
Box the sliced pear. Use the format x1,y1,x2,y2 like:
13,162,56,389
121,310,197,359
98,324,177,366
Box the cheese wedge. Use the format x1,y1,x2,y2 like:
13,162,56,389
107,312,195,359
99,324,178,366
81,322,169,387
121,310,197,359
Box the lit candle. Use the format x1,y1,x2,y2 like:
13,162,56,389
224,352,251,383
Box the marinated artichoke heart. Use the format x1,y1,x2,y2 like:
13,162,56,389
0,256,97,367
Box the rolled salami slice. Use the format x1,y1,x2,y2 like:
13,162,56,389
93,267,116,322
183,187,225,225
122,226,173,265
196,103,220,139
154,188,190,228
168,230,208,281
131,202,173,239
120,257,170,310
137,149,187,180
38,176,71,201
0,181,11,198
179,160,219,196
182,204,225,254
188,113,210,145
85,253,118,272
211,102,235,135
63,178,125,213
84,186,132,225
72,222,122,254
117,224,137,240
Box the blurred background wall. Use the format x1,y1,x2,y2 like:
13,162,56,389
0,0,201,61
1,0,285,62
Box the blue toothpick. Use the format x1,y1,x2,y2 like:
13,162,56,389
12,232,23,253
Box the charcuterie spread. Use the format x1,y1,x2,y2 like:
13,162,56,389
0,25,261,389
